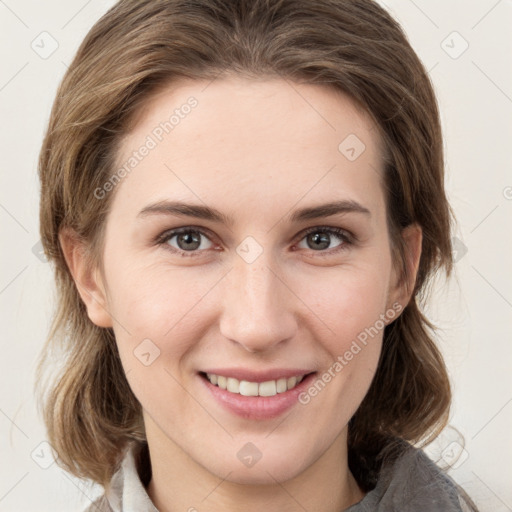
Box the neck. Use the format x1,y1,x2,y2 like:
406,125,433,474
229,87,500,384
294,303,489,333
144,418,365,512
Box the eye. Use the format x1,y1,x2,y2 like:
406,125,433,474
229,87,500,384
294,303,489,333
157,227,215,257
295,226,352,255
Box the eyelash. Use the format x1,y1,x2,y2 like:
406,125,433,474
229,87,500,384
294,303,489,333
155,225,355,259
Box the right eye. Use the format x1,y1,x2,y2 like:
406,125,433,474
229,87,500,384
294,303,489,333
156,227,216,257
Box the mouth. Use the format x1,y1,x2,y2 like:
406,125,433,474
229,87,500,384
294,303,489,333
197,368,318,420
199,371,314,397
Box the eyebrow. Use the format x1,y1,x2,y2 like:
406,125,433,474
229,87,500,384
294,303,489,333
137,199,371,225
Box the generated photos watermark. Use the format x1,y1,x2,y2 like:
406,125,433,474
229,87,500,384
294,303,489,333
94,96,198,200
298,302,403,405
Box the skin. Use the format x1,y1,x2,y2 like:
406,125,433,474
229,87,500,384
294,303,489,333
61,76,422,512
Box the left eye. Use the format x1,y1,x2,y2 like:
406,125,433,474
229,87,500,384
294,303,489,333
157,226,351,257
295,227,350,252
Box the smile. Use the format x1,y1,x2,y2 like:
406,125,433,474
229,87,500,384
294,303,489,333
204,372,307,397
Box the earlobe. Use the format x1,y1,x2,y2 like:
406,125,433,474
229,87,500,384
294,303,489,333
388,223,423,312
58,227,113,328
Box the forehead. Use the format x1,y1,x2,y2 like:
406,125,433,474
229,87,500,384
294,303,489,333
111,76,386,222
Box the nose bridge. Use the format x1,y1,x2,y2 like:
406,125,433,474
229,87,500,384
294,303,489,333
219,249,296,352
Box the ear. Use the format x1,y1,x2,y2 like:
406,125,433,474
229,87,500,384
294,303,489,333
388,223,423,311
59,227,113,328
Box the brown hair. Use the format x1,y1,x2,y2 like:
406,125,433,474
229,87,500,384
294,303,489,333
37,0,458,494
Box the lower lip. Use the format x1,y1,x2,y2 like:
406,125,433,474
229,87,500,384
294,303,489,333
198,372,317,420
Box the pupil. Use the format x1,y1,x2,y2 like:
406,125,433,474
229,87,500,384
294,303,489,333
178,232,200,250
309,232,329,250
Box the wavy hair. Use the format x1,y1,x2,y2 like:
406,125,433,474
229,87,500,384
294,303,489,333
37,0,462,495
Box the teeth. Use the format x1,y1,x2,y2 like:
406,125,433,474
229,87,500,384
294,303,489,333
287,376,297,389
226,377,239,393
217,375,227,389
259,380,277,397
240,380,259,396
205,373,307,396
276,378,287,393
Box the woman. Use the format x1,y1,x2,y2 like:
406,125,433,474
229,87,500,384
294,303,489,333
36,0,479,510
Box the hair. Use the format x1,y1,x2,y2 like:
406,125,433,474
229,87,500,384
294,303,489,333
37,0,464,497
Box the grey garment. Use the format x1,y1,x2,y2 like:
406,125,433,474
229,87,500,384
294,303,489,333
82,441,476,512
345,443,476,512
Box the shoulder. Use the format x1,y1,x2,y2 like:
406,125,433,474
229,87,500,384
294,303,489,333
348,440,478,512
390,444,476,511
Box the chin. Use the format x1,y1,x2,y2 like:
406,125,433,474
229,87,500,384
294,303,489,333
199,438,314,486
216,457,308,485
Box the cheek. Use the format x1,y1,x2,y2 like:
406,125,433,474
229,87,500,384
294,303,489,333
104,261,218,363
298,262,391,342
104,251,196,324
294,260,391,409
295,273,388,426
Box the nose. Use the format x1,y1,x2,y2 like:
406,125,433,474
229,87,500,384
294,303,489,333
219,253,297,353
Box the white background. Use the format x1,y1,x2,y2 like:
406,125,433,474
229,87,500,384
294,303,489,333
0,0,511,510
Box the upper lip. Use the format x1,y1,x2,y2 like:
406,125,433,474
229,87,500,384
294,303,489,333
200,368,315,383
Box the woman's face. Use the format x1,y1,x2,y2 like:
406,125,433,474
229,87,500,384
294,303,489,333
82,76,414,484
